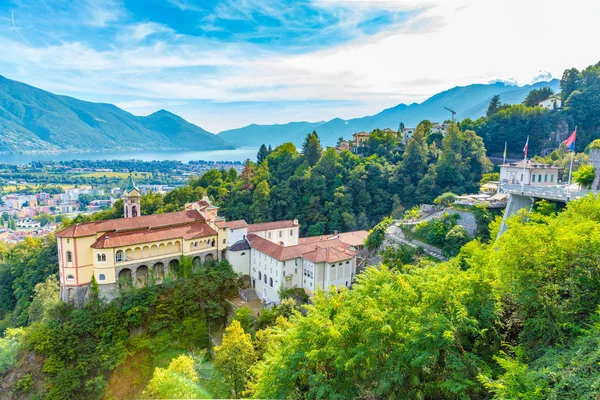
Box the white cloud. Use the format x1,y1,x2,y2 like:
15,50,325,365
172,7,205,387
1,0,599,131
124,22,174,42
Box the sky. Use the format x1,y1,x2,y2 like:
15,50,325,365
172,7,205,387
1,0,599,133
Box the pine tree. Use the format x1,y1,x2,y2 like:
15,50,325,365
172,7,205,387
487,95,502,116
257,144,269,165
302,131,323,166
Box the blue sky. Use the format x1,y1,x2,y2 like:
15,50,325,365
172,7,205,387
1,0,599,132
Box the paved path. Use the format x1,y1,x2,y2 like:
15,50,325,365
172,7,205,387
385,225,447,261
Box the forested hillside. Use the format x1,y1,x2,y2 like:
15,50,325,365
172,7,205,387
3,184,600,398
60,124,491,237
0,76,233,154
461,61,600,157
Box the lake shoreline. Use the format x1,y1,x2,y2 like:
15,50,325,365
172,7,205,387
0,148,259,165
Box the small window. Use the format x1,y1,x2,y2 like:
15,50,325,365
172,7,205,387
241,252,246,256
97,254,102,262
544,174,548,182
269,278,273,287
264,275,267,284
551,175,554,182
67,239,70,243
290,229,293,236
346,261,350,264
223,239,226,244
332,264,335,268
66,251,73,263
258,271,262,280
99,274,106,281
268,232,272,239
279,231,282,238
531,174,535,182
66,274,75,282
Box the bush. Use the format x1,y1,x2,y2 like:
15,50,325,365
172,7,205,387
365,217,392,250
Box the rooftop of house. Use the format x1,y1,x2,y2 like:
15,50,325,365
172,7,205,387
247,234,355,262
298,230,369,248
247,220,299,233
56,209,206,238
90,222,217,249
501,160,561,170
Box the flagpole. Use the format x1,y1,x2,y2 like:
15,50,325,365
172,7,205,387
566,125,577,200
521,136,529,194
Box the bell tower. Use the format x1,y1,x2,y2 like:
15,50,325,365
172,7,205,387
123,175,141,218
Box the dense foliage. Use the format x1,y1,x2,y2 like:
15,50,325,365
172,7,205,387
247,194,600,399
461,61,600,157
66,123,490,236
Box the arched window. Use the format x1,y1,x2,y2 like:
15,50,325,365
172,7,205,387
269,277,273,287
264,274,267,284
97,254,102,262
66,251,73,263
116,250,124,262
99,274,106,281
66,274,75,282
241,252,246,256
258,271,262,280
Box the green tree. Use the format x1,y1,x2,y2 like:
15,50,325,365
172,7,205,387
214,320,256,398
27,275,60,324
250,181,271,223
302,131,323,167
142,355,209,399
573,164,595,188
487,94,502,116
434,192,458,207
523,87,555,107
257,144,270,165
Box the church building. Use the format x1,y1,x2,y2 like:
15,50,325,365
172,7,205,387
56,176,368,306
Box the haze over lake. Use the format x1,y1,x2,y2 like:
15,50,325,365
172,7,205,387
1,148,259,165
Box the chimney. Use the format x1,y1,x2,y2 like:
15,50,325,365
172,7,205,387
293,218,298,226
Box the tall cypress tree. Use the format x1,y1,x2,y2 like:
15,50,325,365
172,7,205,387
302,131,323,167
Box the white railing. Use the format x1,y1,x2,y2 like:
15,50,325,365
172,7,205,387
501,184,597,201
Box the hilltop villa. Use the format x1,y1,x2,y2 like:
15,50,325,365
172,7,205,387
56,176,368,306
500,160,561,185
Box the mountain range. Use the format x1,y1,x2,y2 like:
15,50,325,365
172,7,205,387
0,75,233,154
0,74,560,154
218,79,561,147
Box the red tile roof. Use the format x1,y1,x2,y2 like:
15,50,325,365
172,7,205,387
247,220,298,233
91,222,216,249
226,220,249,230
56,209,205,238
247,234,355,262
302,246,356,263
298,230,369,247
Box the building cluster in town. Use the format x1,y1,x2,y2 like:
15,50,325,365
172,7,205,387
55,177,368,307
0,180,181,243
336,122,451,154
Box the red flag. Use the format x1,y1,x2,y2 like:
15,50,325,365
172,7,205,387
523,136,529,158
564,128,577,151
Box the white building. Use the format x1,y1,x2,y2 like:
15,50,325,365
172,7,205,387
403,127,417,145
222,218,368,304
247,234,358,304
537,95,562,111
500,160,561,186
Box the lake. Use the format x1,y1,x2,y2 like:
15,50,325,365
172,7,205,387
0,147,259,164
